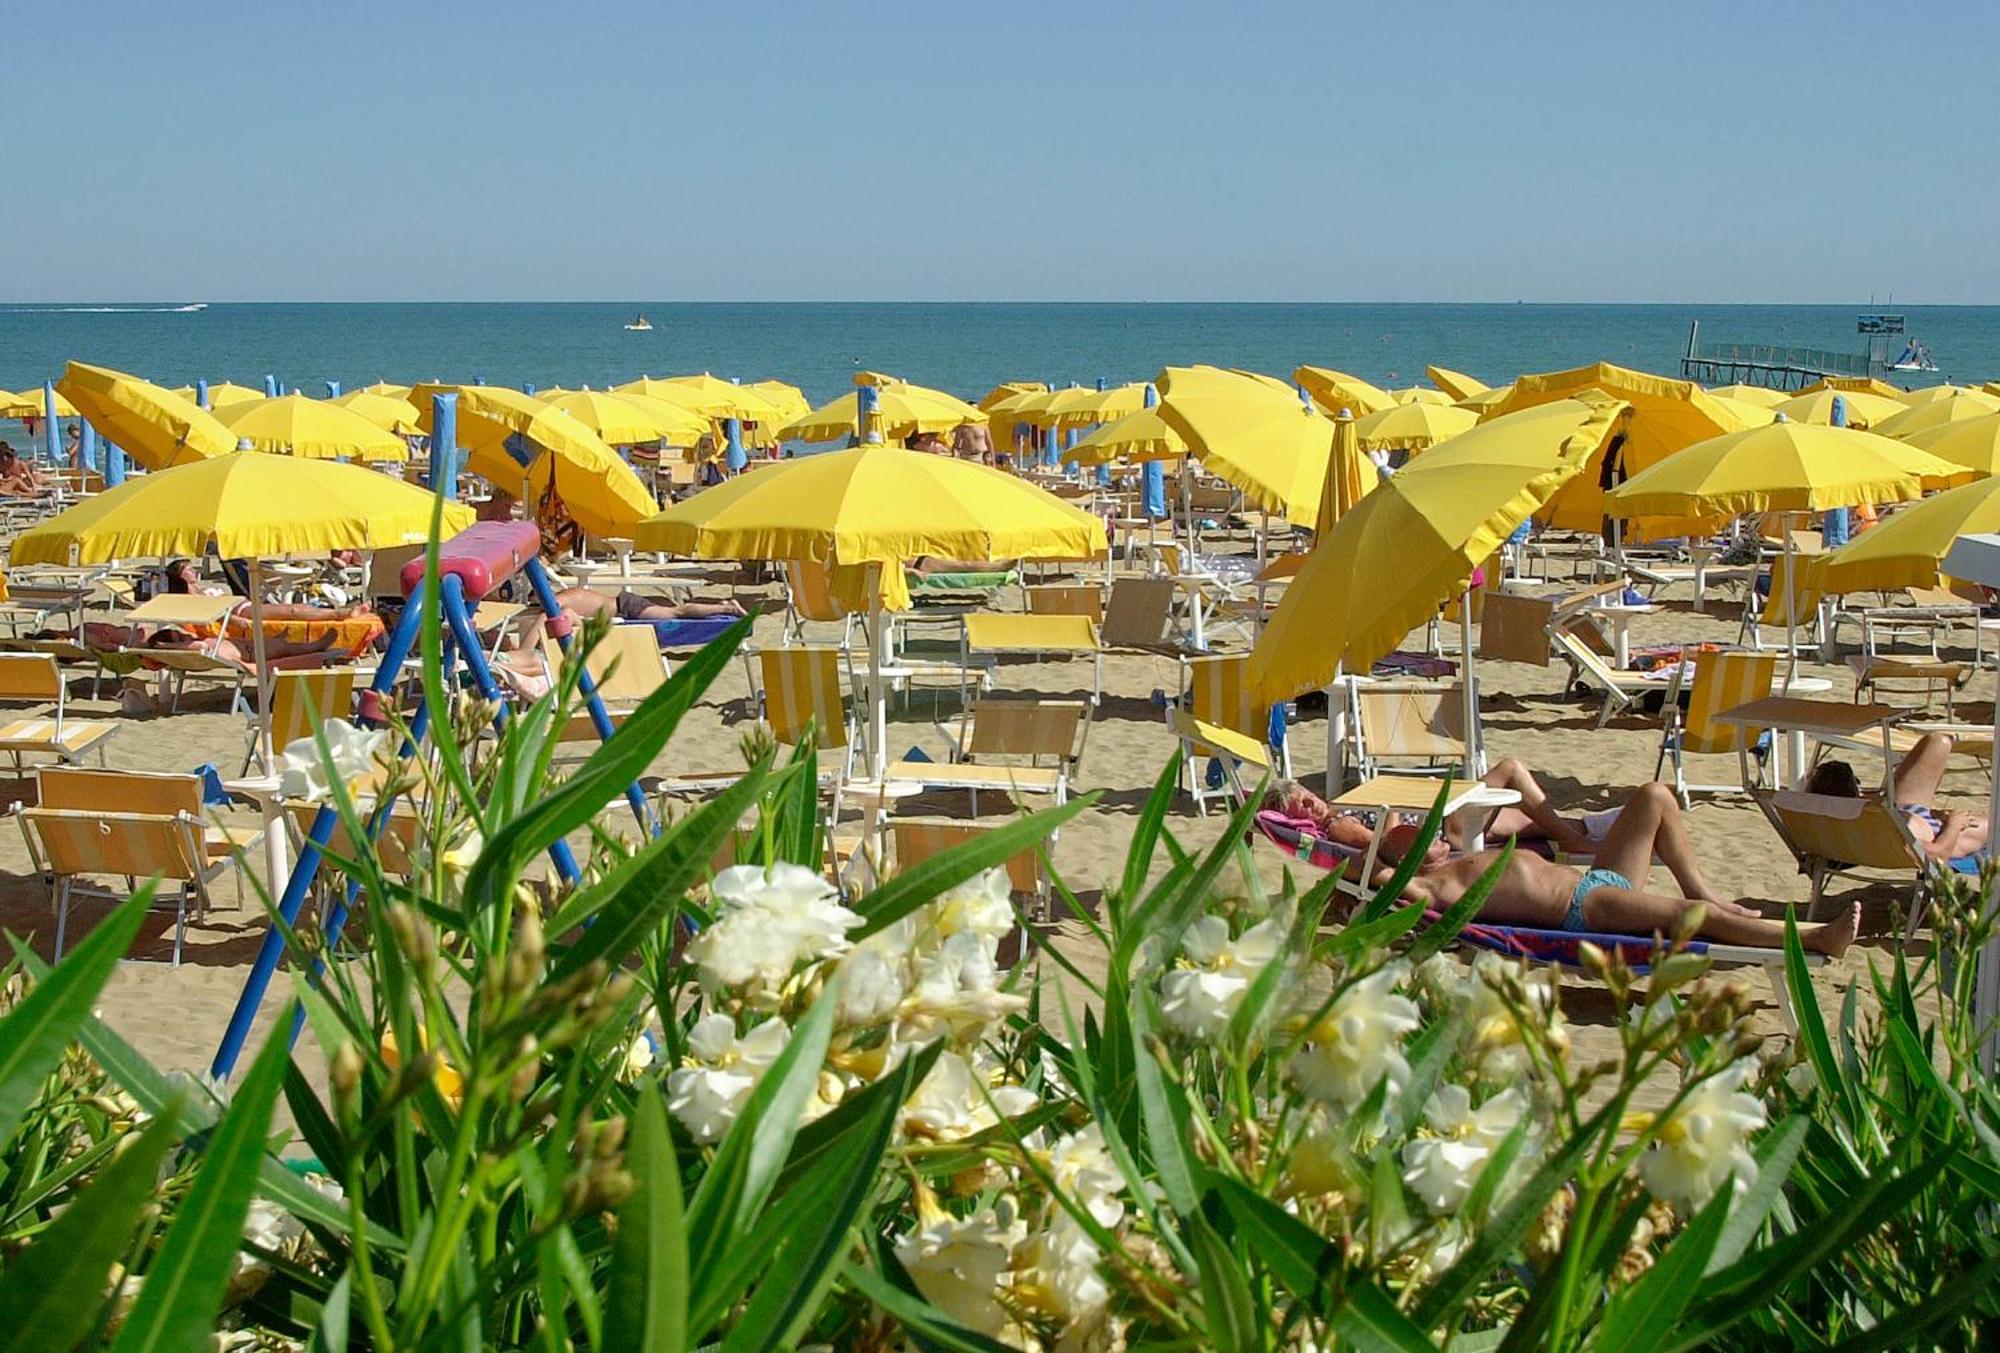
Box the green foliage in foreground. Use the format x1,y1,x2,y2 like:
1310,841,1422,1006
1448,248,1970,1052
0,603,1992,1350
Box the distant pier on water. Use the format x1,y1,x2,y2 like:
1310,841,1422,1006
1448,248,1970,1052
1680,314,1936,390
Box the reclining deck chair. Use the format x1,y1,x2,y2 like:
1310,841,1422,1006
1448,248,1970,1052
1754,787,1935,940
781,558,858,649
0,652,118,770
892,697,1089,814
961,612,1103,707
1551,625,1666,725
1176,653,1284,812
1341,679,1472,782
1654,648,1778,806
892,817,1052,925
544,624,670,745
245,667,359,774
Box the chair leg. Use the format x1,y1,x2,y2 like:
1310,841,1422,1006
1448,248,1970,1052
1764,963,1800,1039
172,887,187,967
53,879,70,960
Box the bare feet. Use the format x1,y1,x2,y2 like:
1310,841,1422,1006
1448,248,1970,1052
1803,902,1860,959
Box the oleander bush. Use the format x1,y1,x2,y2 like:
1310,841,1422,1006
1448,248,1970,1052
0,557,1994,1349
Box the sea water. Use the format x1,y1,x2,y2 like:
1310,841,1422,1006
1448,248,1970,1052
3,302,1998,407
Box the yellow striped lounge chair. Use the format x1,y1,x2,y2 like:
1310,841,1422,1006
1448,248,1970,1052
1176,653,1281,812
245,667,358,774
16,805,222,964
0,653,117,771
1654,648,1778,806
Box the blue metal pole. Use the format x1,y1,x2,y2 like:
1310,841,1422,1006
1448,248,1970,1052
212,593,429,1078
857,384,881,443
263,374,278,397
1824,395,1852,548
41,383,60,464
104,441,126,488
325,380,342,398
724,416,747,472
1141,383,1167,519
523,382,536,395
78,421,97,473
195,379,210,410
429,391,460,499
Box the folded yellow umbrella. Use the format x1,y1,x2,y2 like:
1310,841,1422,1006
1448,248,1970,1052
1869,390,2000,440
56,361,234,470
330,389,424,435
217,393,409,461
11,452,473,565
1066,407,1188,465
1351,400,1476,452
1293,365,1393,417
414,384,657,538
1314,412,1371,538
616,374,785,424
1770,387,1907,429
1425,366,1488,400
1249,394,1628,703
636,444,1106,778
1705,383,1789,408
1155,366,1337,527
1802,476,2000,601
1604,421,1968,519
780,385,985,444
542,389,711,447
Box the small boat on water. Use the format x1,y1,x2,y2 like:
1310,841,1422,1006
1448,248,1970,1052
1888,338,1939,373
624,313,654,332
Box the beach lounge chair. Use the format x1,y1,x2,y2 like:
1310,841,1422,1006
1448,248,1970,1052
544,624,670,745
16,792,248,965
1099,575,1180,652
0,652,118,771
1176,653,1285,811
1842,585,1980,662
891,697,1087,814
1845,654,1969,717
781,558,858,648
245,667,359,774
891,817,1051,924
1024,584,1106,627
1752,787,1934,939
961,612,1103,707
1550,625,1664,725
115,593,252,712
1654,648,1778,806
1341,679,1471,783
1741,550,1822,652
1168,708,1270,810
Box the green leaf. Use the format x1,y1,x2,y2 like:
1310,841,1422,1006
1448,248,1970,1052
1821,1252,2000,1351
1595,1182,1733,1353
1189,1201,1261,1352
1212,1174,1337,1312
1326,1278,1442,1353
547,758,770,976
686,975,842,1291
1128,992,1202,1218
1121,750,1182,906
1705,1115,1808,1276
1360,779,1451,922
110,1013,292,1353
464,611,754,914
0,1110,180,1353
1784,908,1852,1130
0,886,154,1143
853,795,1095,939
604,1084,688,1353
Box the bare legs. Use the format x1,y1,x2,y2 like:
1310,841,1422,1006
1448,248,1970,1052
1580,885,1859,958
1590,782,1730,907
1460,757,1593,853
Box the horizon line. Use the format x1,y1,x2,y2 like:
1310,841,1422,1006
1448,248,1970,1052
0,298,1988,309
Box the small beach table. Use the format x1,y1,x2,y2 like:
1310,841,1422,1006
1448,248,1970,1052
1712,695,1908,791
1578,599,1660,668
1331,776,1521,898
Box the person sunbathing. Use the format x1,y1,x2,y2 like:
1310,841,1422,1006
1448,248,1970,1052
553,587,745,623
1368,781,1859,956
1273,758,1617,857
82,621,340,671
0,443,49,496
163,559,373,623
1806,733,1989,861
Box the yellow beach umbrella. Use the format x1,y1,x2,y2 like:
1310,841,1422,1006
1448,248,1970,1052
1900,413,2000,478
1155,366,1337,527
357,381,413,400
1066,407,1189,465
1457,384,1513,412
413,384,657,538
1771,387,1915,430
616,374,784,424
749,380,811,425
1605,422,1967,519
1704,395,1781,429
206,382,269,410
1705,383,1789,408
1798,376,1905,401
216,394,409,461
56,361,234,470
1895,383,1985,407
780,385,985,444
1484,362,1754,542
1033,382,1149,430
1249,394,1628,706
542,389,711,447
1870,390,2000,440
1390,386,1454,406
1,387,78,418
330,388,424,435
13,454,472,763
1351,400,1477,453
1425,366,1488,401
980,381,1049,456
635,443,1105,776
1803,475,2000,601
1293,365,1393,417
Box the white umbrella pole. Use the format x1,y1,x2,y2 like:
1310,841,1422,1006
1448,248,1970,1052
1783,525,1799,683
868,563,888,780
248,560,273,771
1460,591,1479,778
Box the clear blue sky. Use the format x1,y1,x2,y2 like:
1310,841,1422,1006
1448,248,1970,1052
6,0,1996,303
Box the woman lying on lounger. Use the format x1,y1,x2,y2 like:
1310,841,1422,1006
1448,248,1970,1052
1807,732,1990,861
81,621,341,671
1274,757,1619,857
552,587,745,624
1368,780,1859,956
163,559,373,622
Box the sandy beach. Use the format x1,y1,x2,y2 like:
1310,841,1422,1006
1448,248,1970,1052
2,530,1976,1099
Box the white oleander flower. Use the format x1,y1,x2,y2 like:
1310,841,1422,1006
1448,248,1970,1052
1401,1085,1530,1212
1158,914,1285,1041
930,866,1017,943
274,717,386,802
665,1015,787,1143
685,863,863,997
1019,1212,1112,1329
1640,1060,1766,1209
895,1196,1028,1340
1463,954,1566,1079
1292,962,1422,1110
836,915,914,1026
617,1029,656,1084
1046,1125,1126,1229
900,930,1027,1040
903,1049,1038,1139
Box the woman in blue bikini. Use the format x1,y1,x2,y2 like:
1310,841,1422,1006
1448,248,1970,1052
1807,733,1988,863
1372,780,1861,957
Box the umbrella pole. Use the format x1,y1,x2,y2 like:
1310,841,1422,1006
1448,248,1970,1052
249,560,273,771
1783,526,1799,683
1460,591,1479,778
869,563,889,780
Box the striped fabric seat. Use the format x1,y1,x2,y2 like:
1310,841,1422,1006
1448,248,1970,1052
0,652,118,769
546,625,670,745
16,808,216,965
1176,654,1279,813
1656,648,1777,805
248,668,358,773
891,817,1049,920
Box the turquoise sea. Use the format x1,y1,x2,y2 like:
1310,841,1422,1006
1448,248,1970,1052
3,303,1999,407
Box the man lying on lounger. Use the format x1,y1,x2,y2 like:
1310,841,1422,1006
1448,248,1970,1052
1274,757,1618,857
1806,732,1989,862
1369,780,1859,957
